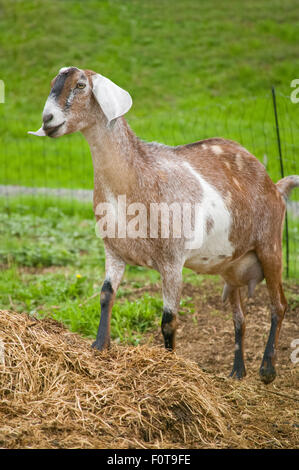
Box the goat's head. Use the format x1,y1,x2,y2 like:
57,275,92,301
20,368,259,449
28,67,132,138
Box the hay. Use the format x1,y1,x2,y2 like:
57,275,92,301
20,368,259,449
0,310,230,448
0,310,297,449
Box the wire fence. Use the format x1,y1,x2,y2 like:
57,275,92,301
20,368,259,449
0,88,298,278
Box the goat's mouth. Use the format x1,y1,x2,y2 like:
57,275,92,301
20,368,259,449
44,121,66,137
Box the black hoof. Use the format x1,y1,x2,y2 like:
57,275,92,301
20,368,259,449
259,365,276,384
259,355,276,384
164,340,175,351
91,340,109,351
229,366,246,380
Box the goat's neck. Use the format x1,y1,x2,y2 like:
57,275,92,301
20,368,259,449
82,116,138,195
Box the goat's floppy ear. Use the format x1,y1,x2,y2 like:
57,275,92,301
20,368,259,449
91,74,132,123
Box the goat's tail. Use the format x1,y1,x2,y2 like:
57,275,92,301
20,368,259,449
276,175,299,200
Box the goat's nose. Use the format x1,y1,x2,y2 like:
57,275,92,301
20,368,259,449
43,113,53,124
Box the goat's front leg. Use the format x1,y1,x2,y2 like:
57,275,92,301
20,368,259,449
160,266,183,350
92,248,126,351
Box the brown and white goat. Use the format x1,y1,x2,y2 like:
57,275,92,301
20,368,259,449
29,66,299,383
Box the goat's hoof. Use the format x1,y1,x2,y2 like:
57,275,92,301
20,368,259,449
229,367,246,380
91,340,109,351
259,356,276,384
259,365,276,384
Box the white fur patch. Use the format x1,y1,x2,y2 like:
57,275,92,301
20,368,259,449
211,145,223,155
182,162,233,266
42,96,65,128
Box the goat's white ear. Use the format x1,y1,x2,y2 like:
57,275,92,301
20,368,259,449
91,74,132,123
28,127,46,137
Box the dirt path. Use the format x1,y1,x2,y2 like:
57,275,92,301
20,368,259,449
138,278,298,383
0,184,93,202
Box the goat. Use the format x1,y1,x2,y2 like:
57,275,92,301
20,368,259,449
29,66,299,384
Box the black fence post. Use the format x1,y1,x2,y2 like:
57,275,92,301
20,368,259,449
271,86,289,278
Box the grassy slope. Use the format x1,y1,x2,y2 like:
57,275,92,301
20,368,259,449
0,0,298,188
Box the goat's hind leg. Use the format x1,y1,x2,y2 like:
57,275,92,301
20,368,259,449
257,249,287,384
227,286,246,379
260,279,287,384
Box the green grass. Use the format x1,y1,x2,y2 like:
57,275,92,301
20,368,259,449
0,264,165,343
0,194,94,218
0,0,298,190
0,264,166,343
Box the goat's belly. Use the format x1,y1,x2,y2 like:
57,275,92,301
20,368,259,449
184,254,233,274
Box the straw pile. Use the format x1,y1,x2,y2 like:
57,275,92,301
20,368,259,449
0,310,297,449
0,310,230,449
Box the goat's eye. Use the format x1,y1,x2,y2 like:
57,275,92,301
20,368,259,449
76,83,86,89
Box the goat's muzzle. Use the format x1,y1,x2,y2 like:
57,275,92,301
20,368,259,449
43,113,53,124
43,121,66,137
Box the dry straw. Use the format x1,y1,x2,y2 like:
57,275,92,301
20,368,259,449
0,310,297,448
